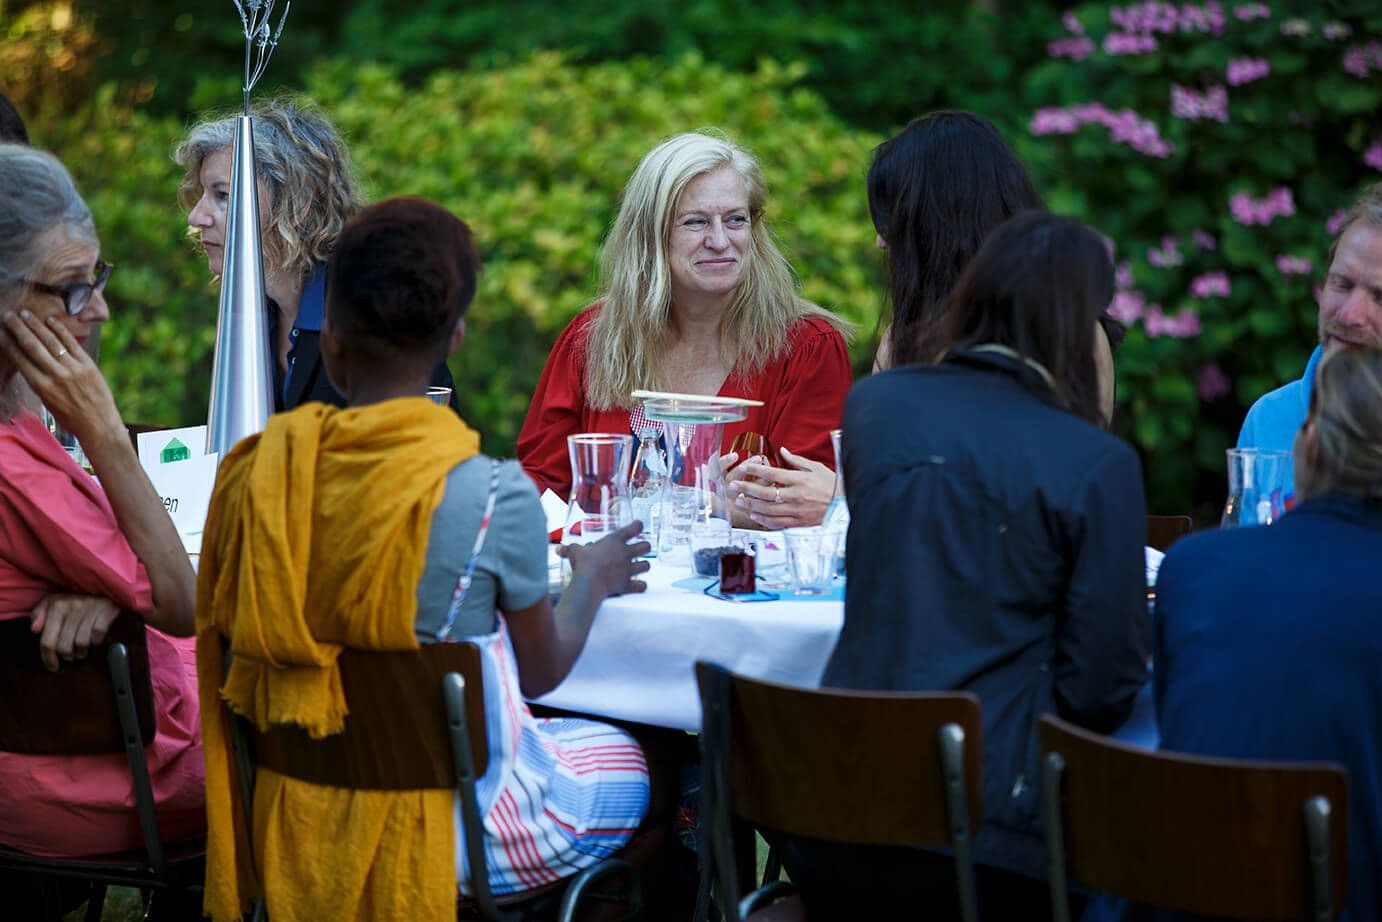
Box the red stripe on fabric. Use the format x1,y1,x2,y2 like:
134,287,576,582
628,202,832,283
490,789,548,891
542,808,639,837
499,788,563,888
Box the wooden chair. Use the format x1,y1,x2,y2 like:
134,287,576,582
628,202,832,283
695,661,984,922
233,643,644,922
0,612,206,922
1146,514,1194,552
1039,714,1349,922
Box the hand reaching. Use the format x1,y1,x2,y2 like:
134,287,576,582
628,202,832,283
557,521,652,599
30,593,121,673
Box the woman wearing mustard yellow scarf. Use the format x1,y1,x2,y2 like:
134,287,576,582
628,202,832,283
196,196,653,922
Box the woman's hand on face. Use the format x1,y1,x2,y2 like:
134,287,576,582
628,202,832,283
0,311,121,445
726,447,834,530
557,521,652,599
30,594,121,673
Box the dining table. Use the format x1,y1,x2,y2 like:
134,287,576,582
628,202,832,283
533,538,1159,750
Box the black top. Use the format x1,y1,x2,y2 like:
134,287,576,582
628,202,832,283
828,348,1148,877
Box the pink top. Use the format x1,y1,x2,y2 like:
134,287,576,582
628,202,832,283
0,410,204,857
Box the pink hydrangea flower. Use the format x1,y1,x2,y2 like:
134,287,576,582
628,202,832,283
1340,43,1382,78
1275,255,1313,275
1148,236,1183,268
1229,187,1295,225
1115,262,1136,290
1197,363,1231,401
1190,271,1231,298
1322,22,1353,41
1062,10,1085,34
1104,32,1159,55
1233,3,1270,21
1226,57,1270,85
1027,104,1173,158
1365,141,1382,171
1049,36,1096,60
1325,208,1350,236
1144,305,1202,338
1170,85,1229,122
1108,290,1146,324
1192,229,1218,250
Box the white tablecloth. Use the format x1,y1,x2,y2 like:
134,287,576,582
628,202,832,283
533,548,1158,748
534,554,843,731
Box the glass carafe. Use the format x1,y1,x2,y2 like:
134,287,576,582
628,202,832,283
1221,448,1292,527
822,428,849,575
639,396,747,563
563,433,634,549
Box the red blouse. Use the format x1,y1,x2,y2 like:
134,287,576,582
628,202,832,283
517,306,853,497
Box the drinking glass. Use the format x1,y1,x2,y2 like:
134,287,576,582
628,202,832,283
1221,448,1292,527
688,518,734,578
822,428,849,576
425,386,453,406
562,434,634,581
782,526,840,595
727,431,777,482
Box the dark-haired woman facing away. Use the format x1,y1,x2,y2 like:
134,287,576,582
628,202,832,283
196,197,652,922
793,213,1148,919
869,110,1044,371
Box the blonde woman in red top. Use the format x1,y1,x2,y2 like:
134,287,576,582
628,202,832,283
517,132,852,524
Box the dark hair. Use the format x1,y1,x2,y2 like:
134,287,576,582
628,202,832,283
0,92,29,145
943,211,1113,426
326,196,481,363
869,111,1044,368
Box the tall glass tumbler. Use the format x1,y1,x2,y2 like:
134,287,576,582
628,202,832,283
1221,448,1292,527
562,434,634,578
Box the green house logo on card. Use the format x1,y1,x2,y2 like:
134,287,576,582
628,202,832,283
160,438,191,464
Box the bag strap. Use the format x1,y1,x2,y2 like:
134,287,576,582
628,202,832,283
438,458,502,639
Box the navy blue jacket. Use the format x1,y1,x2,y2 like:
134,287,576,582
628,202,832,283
1120,493,1382,922
826,350,1148,878
272,265,459,412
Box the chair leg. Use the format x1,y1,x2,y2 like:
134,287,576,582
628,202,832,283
84,882,108,922
761,845,781,884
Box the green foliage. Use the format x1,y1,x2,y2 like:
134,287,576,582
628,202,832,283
33,53,880,455
337,0,1057,133
1016,4,1382,513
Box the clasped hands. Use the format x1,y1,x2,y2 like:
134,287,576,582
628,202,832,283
722,447,834,530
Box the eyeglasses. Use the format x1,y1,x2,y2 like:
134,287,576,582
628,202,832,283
22,261,114,316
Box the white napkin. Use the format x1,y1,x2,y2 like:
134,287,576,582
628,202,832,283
540,489,567,536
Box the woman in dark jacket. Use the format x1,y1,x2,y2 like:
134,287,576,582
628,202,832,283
793,212,1149,919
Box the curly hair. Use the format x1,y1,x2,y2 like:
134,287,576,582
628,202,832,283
584,130,850,410
175,97,363,284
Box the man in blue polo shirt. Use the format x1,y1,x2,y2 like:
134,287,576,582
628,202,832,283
1237,183,1382,453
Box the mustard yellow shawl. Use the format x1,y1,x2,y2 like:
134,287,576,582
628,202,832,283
196,399,480,922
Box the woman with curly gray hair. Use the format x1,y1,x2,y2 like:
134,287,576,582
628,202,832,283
176,97,458,411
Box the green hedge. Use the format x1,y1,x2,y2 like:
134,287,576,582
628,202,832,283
34,53,881,454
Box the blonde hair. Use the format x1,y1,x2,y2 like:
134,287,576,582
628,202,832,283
584,131,849,410
1299,347,1382,501
174,97,363,284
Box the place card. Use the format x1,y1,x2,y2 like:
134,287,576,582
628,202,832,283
137,425,210,468
143,452,219,555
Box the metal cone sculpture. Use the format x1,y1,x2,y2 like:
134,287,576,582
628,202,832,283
205,0,290,456
205,116,274,456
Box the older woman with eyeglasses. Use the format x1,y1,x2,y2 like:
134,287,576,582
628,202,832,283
0,144,204,863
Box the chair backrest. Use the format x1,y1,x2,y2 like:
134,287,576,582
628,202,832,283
1039,715,1349,921
0,611,155,754
696,662,983,920
1146,514,1194,552
252,643,487,789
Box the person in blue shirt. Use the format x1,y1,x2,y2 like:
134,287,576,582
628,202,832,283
1237,183,1382,455
176,98,458,412
1105,347,1382,922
